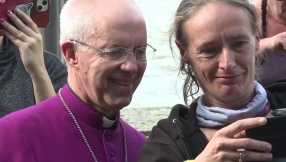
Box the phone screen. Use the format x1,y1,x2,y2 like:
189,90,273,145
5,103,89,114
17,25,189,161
245,117,286,158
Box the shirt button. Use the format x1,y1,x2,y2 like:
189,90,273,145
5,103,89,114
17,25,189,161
110,151,114,157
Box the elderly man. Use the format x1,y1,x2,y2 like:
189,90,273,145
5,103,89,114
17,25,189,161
0,0,156,161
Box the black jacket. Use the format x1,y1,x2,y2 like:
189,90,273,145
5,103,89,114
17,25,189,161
138,83,286,162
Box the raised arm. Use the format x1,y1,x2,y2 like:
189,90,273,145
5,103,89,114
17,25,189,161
0,8,56,103
253,0,286,56
258,32,286,55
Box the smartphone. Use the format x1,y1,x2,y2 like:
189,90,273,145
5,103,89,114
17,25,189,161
245,116,286,158
0,0,50,30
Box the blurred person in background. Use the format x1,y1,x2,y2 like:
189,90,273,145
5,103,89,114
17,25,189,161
253,0,286,86
0,0,67,117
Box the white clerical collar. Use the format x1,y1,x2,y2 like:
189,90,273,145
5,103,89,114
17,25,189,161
102,116,117,128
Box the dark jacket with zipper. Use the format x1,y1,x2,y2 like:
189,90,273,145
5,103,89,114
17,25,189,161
138,82,286,162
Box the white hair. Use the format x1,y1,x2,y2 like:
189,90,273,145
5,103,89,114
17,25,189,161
59,0,97,44
59,0,136,44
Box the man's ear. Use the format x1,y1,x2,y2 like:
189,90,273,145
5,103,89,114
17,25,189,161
61,41,79,69
175,40,188,62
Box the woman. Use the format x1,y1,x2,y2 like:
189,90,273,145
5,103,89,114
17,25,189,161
139,0,286,161
253,0,286,86
0,1,67,117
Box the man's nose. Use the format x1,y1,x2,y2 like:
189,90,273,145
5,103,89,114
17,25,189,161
120,51,139,73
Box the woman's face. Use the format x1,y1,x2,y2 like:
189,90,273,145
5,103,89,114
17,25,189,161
178,2,259,106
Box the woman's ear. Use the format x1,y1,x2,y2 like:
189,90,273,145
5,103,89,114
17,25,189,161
255,33,261,52
61,41,79,69
175,40,188,62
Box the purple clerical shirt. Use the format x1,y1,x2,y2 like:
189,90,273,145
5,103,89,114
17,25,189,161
0,84,146,162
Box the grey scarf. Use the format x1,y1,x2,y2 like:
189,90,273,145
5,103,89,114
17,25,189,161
197,82,269,127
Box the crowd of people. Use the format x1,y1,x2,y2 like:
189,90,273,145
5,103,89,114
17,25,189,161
0,0,285,161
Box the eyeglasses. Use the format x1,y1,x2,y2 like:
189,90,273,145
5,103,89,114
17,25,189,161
70,39,156,63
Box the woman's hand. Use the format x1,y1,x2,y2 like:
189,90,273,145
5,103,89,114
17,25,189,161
260,32,286,55
195,117,272,162
0,0,5,4
0,8,56,103
0,9,45,78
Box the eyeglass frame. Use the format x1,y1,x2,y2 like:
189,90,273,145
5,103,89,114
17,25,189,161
69,39,156,63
